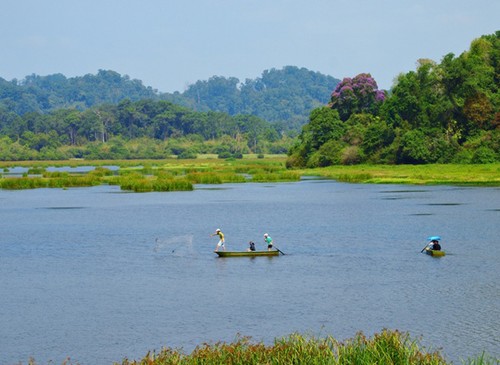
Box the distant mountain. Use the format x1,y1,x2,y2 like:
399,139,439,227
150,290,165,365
0,66,339,130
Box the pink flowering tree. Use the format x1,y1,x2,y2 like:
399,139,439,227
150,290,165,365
330,73,386,121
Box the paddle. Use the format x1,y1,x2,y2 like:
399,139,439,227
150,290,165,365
275,246,286,255
420,242,430,253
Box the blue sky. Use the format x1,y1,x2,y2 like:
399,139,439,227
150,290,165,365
1,0,498,93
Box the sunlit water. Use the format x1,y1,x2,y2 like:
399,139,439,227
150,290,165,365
0,180,498,364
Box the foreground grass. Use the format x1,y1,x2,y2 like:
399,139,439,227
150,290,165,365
115,330,496,365
1,158,500,190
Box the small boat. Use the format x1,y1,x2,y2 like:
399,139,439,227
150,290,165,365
424,248,446,257
215,250,280,257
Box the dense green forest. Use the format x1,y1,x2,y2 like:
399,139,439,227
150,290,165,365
0,66,338,128
0,99,292,160
287,31,500,166
0,67,337,160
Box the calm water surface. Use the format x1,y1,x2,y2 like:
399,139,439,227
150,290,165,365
0,180,499,364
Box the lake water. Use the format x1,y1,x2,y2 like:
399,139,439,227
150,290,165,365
0,180,499,364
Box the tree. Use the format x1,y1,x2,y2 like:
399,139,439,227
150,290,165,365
286,107,344,167
304,107,344,150
361,118,395,156
398,130,432,164
329,73,385,121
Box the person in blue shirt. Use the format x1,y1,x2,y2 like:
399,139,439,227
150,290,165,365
264,233,273,251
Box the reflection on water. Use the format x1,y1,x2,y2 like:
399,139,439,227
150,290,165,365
0,182,498,364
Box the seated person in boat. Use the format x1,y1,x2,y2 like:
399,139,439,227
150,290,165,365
429,239,441,251
247,241,256,252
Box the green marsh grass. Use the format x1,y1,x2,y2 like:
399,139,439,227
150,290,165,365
27,166,46,175
186,171,247,184
1,159,499,190
302,164,500,185
89,167,114,177
116,330,498,365
186,171,223,184
46,175,102,188
252,170,301,182
42,171,70,178
109,174,193,192
0,177,48,189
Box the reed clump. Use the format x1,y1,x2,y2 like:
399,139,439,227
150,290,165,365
252,171,301,182
42,171,70,178
0,177,48,189
27,166,46,175
335,173,373,183
46,175,102,188
186,172,223,184
186,171,247,184
89,167,114,177
110,174,193,192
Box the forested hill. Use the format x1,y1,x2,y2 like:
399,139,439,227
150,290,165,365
0,66,339,129
164,67,340,129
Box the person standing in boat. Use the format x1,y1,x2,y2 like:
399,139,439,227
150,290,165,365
211,228,225,252
264,233,273,251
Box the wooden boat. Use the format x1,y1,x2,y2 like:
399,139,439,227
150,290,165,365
424,248,446,257
215,250,280,257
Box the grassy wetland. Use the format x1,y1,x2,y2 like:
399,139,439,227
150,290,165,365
1,156,499,191
0,156,301,192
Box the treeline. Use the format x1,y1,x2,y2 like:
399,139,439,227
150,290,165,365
287,31,500,166
0,99,292,160
0,70,159,115
0,66,339,130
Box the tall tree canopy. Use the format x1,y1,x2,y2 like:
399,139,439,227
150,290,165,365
0,99,289,160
